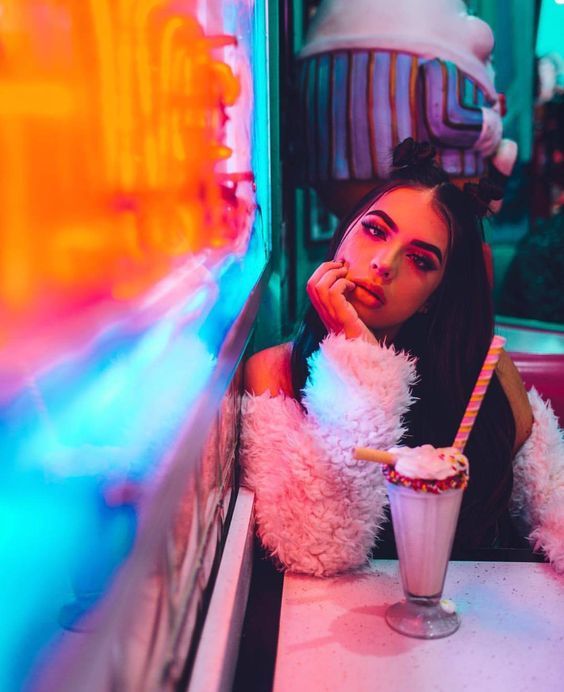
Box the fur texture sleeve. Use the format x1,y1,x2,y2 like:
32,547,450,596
511,388,564,573
240,334,417,577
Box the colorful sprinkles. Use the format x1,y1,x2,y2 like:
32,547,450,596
382,466,468,493
382,449,469,493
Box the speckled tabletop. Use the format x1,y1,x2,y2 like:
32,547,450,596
274,560,564,692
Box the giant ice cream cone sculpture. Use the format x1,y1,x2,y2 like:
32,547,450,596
297,0,516,217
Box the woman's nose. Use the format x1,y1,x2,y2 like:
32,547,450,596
370,254,397,282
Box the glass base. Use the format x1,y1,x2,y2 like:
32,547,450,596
385,597,460,639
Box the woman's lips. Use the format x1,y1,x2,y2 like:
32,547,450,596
353,281,386,305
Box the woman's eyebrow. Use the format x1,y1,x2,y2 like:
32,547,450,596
410,239,443,265
365,209,397,231
364,210,443,264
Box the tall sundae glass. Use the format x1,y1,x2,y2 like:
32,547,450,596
382,446,469,639
354,336,504,638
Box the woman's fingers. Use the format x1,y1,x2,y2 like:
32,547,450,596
306,263,348,325
329,279,359,325
313,266,349,305
307,260,377,342
307,260,345,288
308,262,360,334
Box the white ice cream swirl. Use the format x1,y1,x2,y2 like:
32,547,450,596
388,445,469,481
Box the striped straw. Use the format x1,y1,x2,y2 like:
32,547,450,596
453,335,506,453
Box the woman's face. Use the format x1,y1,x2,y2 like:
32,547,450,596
336,187,449,340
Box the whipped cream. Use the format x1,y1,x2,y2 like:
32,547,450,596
388,445,469,481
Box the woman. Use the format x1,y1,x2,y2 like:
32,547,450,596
241,139,564,577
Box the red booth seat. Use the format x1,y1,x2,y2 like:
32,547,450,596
510,352,564,424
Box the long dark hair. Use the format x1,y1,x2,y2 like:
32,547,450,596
291,140,516,549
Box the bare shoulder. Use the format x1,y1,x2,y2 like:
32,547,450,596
244,342,294,397
496,349,534,453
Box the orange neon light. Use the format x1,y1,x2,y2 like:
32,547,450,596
0,0,248,344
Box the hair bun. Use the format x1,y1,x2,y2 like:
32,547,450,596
392,138,437,169
463,177,504,217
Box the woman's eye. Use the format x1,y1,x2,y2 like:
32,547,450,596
361,221,387,239
408,253,436,272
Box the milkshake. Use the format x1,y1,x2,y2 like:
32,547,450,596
382,445,469,638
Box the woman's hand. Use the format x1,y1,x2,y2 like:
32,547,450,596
306,260,376,342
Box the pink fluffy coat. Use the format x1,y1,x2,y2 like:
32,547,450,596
241,334,564,576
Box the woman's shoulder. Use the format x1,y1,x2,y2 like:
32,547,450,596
496,349,534,453
244,341,295,397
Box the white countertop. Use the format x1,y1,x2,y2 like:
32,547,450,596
274,560,564,692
